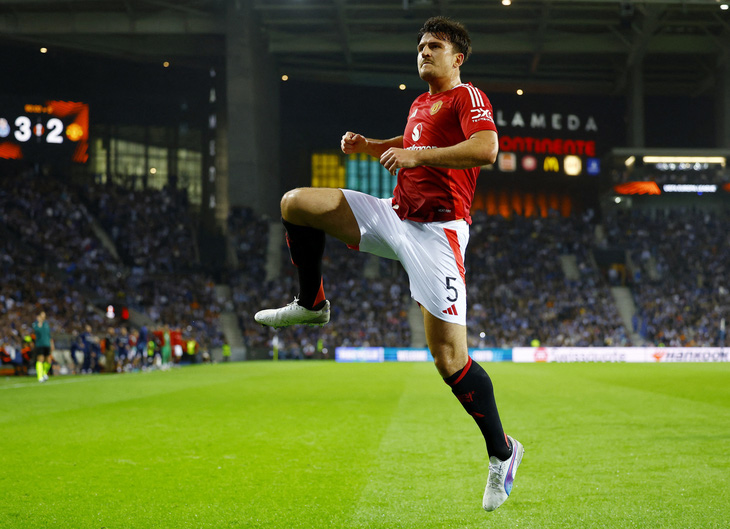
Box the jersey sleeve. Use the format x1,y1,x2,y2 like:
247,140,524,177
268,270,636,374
454,84,498,138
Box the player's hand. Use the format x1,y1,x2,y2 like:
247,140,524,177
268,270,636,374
341,131,367,154
379,147,420,176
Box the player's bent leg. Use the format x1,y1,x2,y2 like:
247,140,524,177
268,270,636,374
280,187,360,246
255,188,360,328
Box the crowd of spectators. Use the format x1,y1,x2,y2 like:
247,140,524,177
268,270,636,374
0,174,124,300
229,206,269,281
83,181,224,349
0,172,108,368
604,208,729,346
127,273,224,349
83,183,197,273
4,167,727,367
466,210,630,348
0,170,223,373
0,245,105,372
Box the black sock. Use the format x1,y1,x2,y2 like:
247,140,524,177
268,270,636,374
444,357,512,461
282,218,326,310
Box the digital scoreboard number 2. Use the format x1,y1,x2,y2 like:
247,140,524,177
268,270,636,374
0,100,89,163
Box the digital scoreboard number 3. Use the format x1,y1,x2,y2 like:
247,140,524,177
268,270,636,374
0,100,89,163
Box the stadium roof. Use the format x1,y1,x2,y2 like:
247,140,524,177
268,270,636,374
1,0,729,95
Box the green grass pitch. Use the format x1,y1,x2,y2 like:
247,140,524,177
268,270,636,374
2,361,729,528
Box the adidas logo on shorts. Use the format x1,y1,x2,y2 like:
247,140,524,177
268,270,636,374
442,304,458,316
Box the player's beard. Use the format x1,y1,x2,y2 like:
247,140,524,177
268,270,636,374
418,62,437,82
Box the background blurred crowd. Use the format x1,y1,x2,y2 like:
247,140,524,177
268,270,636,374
2,170,728,376
604,209,729,347
0,171,223,375
465,210,629,348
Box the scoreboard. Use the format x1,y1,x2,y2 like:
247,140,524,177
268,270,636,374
0,100,89,163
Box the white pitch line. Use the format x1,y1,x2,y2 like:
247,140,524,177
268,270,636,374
0,377,96,390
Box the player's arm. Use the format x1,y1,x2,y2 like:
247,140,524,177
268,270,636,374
341,131,404,159
379,130,497,175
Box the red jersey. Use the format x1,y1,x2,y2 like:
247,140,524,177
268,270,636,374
393,83,497,224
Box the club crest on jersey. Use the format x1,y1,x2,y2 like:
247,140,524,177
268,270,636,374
430,101,443,115
412,123,423,141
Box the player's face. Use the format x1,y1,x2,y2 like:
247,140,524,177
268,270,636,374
417,33,461,81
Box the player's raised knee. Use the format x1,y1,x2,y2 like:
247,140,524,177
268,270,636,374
280,188,307,220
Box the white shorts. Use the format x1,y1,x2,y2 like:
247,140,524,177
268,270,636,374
341,189,469,325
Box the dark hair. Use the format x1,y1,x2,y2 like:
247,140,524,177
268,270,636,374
417,16,472,62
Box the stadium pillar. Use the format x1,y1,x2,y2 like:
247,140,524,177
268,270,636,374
199,62,228,273
716,56,730,149
626,62,645,148
223,0,282,218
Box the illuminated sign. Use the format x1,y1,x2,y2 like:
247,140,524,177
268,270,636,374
564,155,582,176
496,111,598,132
662,184,718,193
335,347,384,363
311,153,397,198
614,182,661,195
0,100,89,163
484,93,624,178
521,155,537,171
543,156,559,172
498,153,516,172
613,182,721,195
498,136,596,156
587,158,601,175
644,156,725,166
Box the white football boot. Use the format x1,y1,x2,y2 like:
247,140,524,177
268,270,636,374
483,435,524,512
255,298,330,328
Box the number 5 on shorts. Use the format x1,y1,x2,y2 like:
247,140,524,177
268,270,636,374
446,276,459,302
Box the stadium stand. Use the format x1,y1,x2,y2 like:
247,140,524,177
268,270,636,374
234,197,726,352
465,210,631,348
81,181,224,350
3,169,727,368
83,182,197,273
603,209,729,347
0,171,224,374
0,173,124,301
